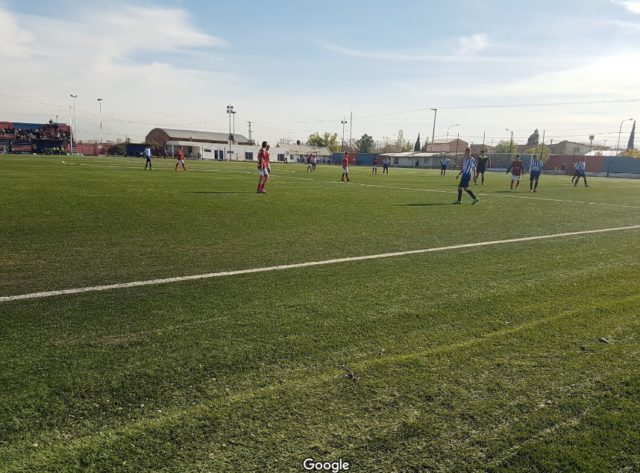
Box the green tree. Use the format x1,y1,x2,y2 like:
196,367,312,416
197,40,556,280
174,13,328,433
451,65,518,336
494,140,515,154
355,134,375,153
525,145,550,159
307,132,340,153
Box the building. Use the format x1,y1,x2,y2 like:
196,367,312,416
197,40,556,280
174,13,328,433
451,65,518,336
146,128,253,160
549,140,608,156
378,151,442,168
424,138,469,153
469,144,495,155
145,128,331,162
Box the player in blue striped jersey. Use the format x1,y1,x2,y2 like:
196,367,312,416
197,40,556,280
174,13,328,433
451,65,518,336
573,158,589,187
529,155,544,192
453,148,479,205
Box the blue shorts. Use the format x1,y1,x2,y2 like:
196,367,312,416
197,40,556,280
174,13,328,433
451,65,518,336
530,170,541,180
441,164,447,169
459,175,471,188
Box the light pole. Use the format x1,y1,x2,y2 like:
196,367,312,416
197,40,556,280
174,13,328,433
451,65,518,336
341,118,348,152
430,108,437,151
226,105,235,159
446,124,460,141
617,118,634,151
69,94,78,153
97,98,103,149
505,128,514,155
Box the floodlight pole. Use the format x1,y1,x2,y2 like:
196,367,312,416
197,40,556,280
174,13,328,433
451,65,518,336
226,105,235,160
68,105,73,153
69,94,78,153
97,98,103,149
341,118,348,152
430,108,437,151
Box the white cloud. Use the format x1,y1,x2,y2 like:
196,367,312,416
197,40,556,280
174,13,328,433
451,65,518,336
456,33,489,56
499,53,640,98
614,0,640,14
318,38,523,64
0,9,34,57
0,4,240,141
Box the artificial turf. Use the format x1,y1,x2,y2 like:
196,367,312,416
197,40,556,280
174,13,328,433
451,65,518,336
1,154,639,472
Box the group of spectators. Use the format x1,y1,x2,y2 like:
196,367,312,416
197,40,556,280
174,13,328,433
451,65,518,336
0,121,73,155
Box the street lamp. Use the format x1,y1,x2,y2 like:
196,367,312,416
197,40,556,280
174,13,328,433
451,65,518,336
446,124,460,141
97,98,103,149
226,105,236,159
341,118,348,152
505,128,514,155
617,118,634,151
430,108,437,151
69,94,78,153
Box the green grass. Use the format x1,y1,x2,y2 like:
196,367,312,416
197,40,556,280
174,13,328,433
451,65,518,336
1,154,639,472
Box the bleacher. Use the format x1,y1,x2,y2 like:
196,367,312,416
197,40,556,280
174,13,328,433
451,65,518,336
0,120,71,154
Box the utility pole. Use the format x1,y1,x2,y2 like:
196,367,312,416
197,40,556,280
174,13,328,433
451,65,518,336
247,121,253,142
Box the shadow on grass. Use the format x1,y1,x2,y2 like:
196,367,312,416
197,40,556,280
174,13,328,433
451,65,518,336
187,191,255,194
396,203,451,207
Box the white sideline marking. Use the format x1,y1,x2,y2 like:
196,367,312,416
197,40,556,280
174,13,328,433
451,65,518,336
3,225,640,303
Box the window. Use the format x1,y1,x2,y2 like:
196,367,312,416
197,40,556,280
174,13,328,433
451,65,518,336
394,157,399,165
278,154,286,162
245,151,253,160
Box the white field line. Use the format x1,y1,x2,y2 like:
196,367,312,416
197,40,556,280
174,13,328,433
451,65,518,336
3,225,640,303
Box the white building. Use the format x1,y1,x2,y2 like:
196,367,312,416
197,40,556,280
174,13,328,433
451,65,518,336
378,151,443,168
145,128,331,162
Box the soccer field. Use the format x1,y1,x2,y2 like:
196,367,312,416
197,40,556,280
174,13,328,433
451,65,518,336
1,155,639,472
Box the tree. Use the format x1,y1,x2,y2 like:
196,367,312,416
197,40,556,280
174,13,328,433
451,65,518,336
356,134,375,153
619,148,639,158
414,133,421,152
494,140,515,154
627,121,636,151
527,129,540,146
307,132,340,153
525,146,550,159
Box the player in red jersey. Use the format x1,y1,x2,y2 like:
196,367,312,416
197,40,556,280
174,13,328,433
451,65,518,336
175,146,187,171
257,141,271,193
506,154,524,191
341,155,351,182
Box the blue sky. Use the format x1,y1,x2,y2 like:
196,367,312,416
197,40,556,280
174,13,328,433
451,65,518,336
1,0,639,146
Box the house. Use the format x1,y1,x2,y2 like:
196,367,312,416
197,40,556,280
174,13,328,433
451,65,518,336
424,138,469,153
549,140,607,156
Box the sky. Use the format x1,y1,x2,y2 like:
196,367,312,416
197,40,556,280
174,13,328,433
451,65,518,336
1,0,640,147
